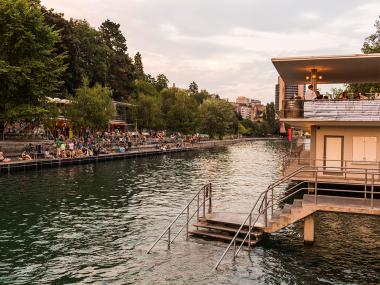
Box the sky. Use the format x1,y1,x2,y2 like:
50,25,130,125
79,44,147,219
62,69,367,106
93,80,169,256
41,0,380,103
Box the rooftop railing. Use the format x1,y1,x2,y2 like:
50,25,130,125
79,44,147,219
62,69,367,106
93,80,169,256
282,95,380,120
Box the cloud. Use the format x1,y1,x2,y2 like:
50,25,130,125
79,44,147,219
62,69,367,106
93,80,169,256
41,0,380,103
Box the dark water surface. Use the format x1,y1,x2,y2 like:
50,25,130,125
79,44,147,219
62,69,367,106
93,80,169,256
0,141,379,284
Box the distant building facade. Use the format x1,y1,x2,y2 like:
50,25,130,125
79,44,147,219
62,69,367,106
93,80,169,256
233,96,263,121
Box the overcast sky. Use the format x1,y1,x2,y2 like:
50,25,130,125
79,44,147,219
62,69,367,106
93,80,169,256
41,0,380,103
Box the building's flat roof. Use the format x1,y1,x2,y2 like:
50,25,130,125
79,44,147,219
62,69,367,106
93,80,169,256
272,53,380,84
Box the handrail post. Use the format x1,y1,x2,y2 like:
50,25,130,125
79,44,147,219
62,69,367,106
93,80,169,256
186,205,189,240
264,192,268,227
271,187,274,218
371,174,374,208
248,213,252,249
233,240,236,261
203,186,206,218
208,184,212,214
168,227,171,250
197,194,200,224
365,169,368,199
314,170,318,204
344,160,347,179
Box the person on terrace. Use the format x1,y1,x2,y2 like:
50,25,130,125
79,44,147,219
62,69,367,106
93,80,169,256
304,84,316,100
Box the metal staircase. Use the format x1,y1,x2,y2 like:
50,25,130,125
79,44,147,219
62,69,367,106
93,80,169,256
147,165,380,271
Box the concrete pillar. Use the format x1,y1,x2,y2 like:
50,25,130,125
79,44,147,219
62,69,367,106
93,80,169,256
304,214,315,244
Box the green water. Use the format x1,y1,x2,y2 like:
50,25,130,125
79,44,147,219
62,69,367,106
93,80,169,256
0,141,379,284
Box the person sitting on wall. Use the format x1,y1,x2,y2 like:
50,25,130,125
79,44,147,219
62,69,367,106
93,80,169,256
315,90,323,99
304,84,316,100
0,147,11,163
20,150,32,160
338,91,348,100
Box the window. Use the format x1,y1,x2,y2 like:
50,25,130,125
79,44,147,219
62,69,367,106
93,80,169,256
352,136,377,162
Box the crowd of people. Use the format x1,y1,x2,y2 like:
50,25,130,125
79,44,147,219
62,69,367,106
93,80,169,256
0,130,204,163
301,84,380,101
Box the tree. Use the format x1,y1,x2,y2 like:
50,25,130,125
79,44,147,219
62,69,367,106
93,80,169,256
189,81,199,94
67,81,113,131
134,52,145,80
155,74,169,92
129,94,162,130
166,90,198,133
100,19,135,101
263,102,279,135
348,17,380,92
198,98,237,139
190,89,212,105
0,0,66,121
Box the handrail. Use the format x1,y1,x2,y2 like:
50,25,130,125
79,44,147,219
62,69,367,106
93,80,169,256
147,183,212,254
214,165,380,270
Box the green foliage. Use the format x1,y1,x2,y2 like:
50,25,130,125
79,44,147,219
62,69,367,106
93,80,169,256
0,0,66,121
155,74,169,92
67,81,113,131
347,16,380,92
166,89,198,134
129,94,162,130
189,81,199,94
134,52,145,80
198,98,237,139
190,89,212,105
263,102,279,134
100,19,135,100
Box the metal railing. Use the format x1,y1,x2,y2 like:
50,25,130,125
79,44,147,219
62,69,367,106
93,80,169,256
214,165,380,270
147,183,212,254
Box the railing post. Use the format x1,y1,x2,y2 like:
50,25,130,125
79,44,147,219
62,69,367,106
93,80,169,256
233,240,236,261
186,205,189,240
365,169,368,199
344,161,347,179
314,170,318,204
203,187,206,218
248,213,252,249
208,184,212,214
271,187,274,218
371,174,374,208
197,194,200,223
264,192,268,227
168,227,171,250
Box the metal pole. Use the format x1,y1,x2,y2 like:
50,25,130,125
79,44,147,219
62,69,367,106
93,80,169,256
203,187,206,218
371,174,374,208
264,192,268,227
208,184,212,214
344,161,347,179
197,194,200,223
314,170,318,204
186,206,189,240
248,213,252,249
365,169,368,199
271,187,274,217
168,227,171,250
233,240,236,261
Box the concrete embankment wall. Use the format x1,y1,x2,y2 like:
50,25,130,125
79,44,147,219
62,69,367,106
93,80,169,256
0,138,284,174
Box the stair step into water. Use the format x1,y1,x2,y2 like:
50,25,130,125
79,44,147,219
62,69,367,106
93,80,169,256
189,229,260,246
193,222,263,238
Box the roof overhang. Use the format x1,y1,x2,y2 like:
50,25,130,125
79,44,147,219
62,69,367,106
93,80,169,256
272,53,380,84
282,119,380,130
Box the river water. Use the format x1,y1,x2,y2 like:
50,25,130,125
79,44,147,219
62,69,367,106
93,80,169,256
0,141,379,284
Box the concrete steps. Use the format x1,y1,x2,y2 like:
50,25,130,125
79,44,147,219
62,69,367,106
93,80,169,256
190,218,263,245
265,197,316,233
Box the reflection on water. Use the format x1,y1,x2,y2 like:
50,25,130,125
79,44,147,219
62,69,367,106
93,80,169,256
0,141,379,284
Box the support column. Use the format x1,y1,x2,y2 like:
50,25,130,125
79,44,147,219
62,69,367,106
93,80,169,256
304,214,315,245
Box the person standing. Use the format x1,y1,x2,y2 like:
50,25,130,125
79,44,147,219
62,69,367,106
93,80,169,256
304,84,316,100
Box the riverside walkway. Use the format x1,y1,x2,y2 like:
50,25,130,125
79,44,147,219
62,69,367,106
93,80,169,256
0,138,283,174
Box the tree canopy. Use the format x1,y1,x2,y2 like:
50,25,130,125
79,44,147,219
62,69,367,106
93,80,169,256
0,0,66,121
